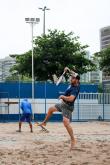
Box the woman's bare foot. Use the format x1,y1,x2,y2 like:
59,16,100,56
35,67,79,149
70,139,77,151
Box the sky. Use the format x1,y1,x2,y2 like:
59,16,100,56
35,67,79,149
0,0,110,59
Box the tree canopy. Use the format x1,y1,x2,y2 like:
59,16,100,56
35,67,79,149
94,47,110,75
10,30,95,82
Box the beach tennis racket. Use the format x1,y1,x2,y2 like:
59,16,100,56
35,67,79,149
56,71,66,86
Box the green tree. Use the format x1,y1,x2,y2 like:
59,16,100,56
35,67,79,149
94,47,110,75
11,30,95,82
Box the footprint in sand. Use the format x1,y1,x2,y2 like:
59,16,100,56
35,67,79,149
64,144,69,148
68,155,72,158
82,162,89,165
102,150,108,153
0,152,4,156
33,141,43,145
8,152,12,155
70,163,79,165
86,151,92,154
75,148,85,152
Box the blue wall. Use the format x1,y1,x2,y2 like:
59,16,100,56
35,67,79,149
0,114,63,122
0,82,98,98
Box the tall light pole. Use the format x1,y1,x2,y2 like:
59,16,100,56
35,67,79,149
25,18,40,110
38,6,50,35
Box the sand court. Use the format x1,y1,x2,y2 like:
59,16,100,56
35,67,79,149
0,122,110,165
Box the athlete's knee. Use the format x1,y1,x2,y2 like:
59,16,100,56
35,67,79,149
48,106,57,113
63,117,70,127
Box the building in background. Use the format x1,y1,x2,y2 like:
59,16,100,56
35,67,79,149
90,70,102,83
100,26,110,50
100,26,110,80
80,51,102,83
0,56,16,82
80,51,91,83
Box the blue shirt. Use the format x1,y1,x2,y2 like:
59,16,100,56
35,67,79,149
20,99,32,114
63,84,80,106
